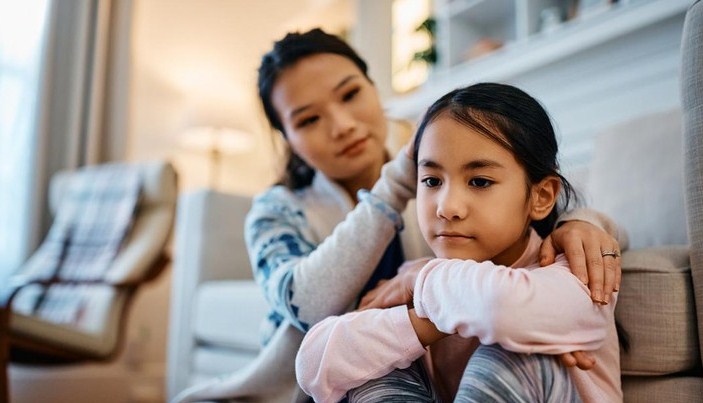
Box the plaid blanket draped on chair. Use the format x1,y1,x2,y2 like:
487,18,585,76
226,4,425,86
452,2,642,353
9,163,142,328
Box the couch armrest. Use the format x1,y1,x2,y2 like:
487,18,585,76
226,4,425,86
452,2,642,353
616,245,699,375
193,281,268,351
681,0,703,367
168,189,254,399
174,190,254,283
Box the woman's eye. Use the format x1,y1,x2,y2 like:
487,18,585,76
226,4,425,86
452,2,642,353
421,177,441,188
296,116,319,128
469,178,493,188
342,87,360,102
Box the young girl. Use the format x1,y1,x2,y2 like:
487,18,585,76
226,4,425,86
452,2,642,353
295,83,622,402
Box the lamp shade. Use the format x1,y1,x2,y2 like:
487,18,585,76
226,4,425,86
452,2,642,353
179,126,255,155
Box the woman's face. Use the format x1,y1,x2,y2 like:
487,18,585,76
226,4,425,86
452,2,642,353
271,53,388,185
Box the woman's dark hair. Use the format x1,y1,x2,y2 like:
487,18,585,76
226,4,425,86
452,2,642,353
413,82,578,238
258,28,370,189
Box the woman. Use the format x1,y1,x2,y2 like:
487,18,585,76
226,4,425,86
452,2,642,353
175,28,624,403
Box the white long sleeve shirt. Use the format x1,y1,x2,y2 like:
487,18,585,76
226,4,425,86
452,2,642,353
296,229,622,403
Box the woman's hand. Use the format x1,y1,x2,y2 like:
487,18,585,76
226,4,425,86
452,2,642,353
358,257,431,310
539,220,621,304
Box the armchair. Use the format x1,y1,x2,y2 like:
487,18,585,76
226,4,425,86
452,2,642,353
0,160,177,402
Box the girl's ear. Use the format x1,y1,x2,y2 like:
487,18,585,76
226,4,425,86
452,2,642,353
529,176,561,221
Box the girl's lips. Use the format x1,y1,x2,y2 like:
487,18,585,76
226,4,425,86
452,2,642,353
436,232,472,238
435,233,475,243
338,137,368,157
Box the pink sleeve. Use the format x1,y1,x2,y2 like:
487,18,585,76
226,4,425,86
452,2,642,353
413,256,615,354
295,305,427,403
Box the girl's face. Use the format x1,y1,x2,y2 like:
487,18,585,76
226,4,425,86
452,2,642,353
271,53,388,187
416,115,539,266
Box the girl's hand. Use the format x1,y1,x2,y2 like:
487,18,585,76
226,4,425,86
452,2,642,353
407,308,449,346
539,220,621,304
358,257,431,310
558,351,596,371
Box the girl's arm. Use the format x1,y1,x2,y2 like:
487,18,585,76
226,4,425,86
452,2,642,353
413,255,615,354
295,305,427,403
245,150,416,331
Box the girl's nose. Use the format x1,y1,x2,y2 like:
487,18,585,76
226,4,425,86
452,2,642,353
436,186,468,221
329,105,356,139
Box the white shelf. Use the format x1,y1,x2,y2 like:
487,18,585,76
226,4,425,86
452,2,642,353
385,0,691,119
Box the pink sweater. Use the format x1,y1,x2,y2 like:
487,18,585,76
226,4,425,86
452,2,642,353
296,230,622,403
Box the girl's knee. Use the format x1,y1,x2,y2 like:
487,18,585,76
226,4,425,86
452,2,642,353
457,344,580,403
346,362,437,403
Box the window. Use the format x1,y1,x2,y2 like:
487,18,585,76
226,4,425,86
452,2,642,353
392,0,432,93
0,0,50,283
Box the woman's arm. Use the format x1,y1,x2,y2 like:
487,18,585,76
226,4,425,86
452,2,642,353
413,256,615,354
295,305,427,403
245,150,417,331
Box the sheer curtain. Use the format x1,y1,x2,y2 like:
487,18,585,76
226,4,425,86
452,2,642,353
0,0,51,285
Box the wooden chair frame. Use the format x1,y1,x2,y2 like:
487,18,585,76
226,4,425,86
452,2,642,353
0,253,170,403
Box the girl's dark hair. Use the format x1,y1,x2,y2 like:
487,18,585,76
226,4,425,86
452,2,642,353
413,83,578,238
258,28,370,189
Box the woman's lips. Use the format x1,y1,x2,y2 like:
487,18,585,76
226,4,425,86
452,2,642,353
338,137,368,157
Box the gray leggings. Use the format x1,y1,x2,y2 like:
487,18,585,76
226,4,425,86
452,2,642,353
346,344,582,403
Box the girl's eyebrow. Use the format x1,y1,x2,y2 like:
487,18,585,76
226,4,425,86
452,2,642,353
462,159,504,170
418,158,504,170
288,75,359,120
418,159,442,169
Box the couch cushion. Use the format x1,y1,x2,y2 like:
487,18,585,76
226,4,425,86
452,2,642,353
193,280,269,351
616,246,699,375
192,345,259,378
622,375,703,402
587,109,686,250
10,285,127,357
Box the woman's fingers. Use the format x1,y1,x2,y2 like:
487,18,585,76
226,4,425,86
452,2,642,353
538,234,557,267
358,280,401,310
581,235,606,303
555,229,589,285
602,241,622,303
359,258,429,310
552,221,621,304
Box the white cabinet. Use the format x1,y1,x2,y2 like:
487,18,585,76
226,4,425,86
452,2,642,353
435,0,572,69
387,0,690,119
378,0,691,175
435,0,518,69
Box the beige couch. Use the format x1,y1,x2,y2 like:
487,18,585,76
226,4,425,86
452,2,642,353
167,2,703,401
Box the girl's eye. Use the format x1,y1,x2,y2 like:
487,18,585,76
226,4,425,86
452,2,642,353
421,177,441,188
296,115,319,128
469,178,493,188
342,87,360,102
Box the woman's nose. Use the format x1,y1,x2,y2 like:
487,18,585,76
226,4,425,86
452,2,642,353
329,105,356,138
436,186,468,221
